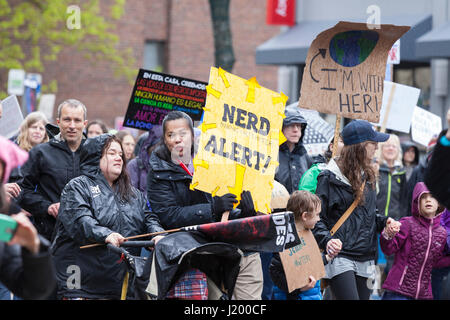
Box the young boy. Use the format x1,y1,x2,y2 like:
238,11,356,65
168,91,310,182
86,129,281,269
269,190,342,300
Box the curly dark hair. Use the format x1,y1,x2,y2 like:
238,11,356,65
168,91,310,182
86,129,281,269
336,141,376,203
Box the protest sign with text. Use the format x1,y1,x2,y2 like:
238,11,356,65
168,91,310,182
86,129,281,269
411,106,442,147
298,21,410,123
279,227,325,292
191,67,287,214
124,69,207,130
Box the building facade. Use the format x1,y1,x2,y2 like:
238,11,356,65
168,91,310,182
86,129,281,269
41,0,281,128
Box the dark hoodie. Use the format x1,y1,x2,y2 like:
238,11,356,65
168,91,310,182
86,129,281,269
275,105,312,193
51,134,164,299
401,141,420,181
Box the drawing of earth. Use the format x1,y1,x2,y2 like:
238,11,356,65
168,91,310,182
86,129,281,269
329,30,379,67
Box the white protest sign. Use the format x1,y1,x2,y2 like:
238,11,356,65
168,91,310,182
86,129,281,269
373,81,420,133
0,95,24,138
411,106,442,147
38,94,56,122
387,40,400,64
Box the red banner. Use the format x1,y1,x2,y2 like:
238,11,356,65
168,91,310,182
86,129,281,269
182,212,300,252
266,0,296,26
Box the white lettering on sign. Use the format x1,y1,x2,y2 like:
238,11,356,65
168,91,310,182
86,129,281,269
272,213,296,246
275,0,288,17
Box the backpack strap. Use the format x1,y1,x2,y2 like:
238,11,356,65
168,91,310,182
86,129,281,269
330,180,366,236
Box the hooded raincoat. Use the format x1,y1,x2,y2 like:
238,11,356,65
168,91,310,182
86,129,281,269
51,134,164,299
380,182,450,299
275,106,312,194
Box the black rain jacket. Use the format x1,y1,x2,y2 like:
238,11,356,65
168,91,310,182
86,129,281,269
19,135,84,240
312,160,388,262
51,134,164,299
0,236,56,300
376,163,409,220
147,146,215,230
275,107,312,193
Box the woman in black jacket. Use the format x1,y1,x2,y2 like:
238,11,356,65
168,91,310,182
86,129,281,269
147,111,262,300
51,134,165,299
313,120,400,300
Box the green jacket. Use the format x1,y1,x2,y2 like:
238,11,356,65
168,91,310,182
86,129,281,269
298,163,327,193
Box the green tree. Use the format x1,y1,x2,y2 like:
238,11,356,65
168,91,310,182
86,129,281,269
0,0,136,99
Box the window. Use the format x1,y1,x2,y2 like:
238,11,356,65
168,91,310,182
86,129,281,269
143,41,165,72
394,64,431,109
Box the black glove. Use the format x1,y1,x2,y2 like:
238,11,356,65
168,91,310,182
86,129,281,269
212,193,238,221
238,190,257,218
228,208,242,220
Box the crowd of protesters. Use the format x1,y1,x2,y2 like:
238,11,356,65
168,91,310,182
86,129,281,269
0,97,449,301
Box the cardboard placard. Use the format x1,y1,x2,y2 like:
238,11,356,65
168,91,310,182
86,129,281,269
191,67,287,214
372,81,420,133
0,95,24,138
299,21,410,122
411,106,442,147
279,227,325,293
124,69,207,130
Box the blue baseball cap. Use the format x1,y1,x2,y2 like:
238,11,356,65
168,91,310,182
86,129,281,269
342,119,389,146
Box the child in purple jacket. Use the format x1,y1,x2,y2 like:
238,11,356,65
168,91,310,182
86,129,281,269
380,182,450,300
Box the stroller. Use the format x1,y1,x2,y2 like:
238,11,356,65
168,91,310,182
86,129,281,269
107,231,243,300
106,240,155,300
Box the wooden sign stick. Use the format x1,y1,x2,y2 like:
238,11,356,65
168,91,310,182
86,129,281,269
79,227,182,250
380,83,397,133
332,114,341,158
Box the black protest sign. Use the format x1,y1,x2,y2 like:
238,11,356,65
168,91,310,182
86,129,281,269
123,69,207,130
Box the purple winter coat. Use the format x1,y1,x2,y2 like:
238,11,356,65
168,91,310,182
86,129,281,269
441,209,450,255
380,182,450,299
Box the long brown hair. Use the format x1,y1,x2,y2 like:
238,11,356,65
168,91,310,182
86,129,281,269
102,135,135,202
17,112,49,151
336,142,376,202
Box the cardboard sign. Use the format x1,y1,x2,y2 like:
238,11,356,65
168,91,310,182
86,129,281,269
0,95,24,138
123,69,207,130
279,227,325,293
411,106,442,147
191,67,287,214
373,81,420,133
299,21,410,122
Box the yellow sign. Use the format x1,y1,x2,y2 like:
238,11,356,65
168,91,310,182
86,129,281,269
191,67,287,214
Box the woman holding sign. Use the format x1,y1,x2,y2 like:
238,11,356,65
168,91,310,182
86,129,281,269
146,111,262,300
313,120,401,300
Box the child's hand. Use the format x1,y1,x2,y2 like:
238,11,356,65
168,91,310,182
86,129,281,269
300,275,317,291
384,218,401,239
